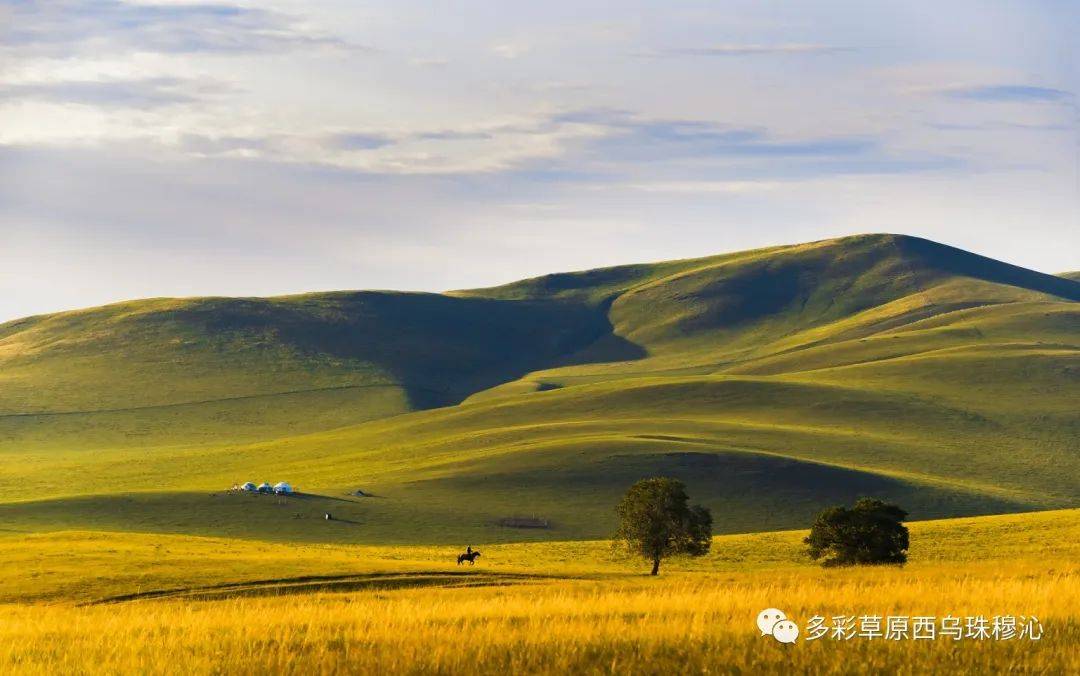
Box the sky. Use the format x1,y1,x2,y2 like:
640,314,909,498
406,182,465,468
1,0,1078,322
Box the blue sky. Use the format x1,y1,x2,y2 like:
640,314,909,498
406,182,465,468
1,0,1077,321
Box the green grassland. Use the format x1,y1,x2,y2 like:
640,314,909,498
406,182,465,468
0,234,1076,543
3,507,1077,604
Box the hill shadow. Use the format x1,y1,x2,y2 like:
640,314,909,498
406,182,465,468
894,235,1080,301
282,294,645,409
421,448,1038,538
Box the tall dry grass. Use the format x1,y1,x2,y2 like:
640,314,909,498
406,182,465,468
3,560,1076,674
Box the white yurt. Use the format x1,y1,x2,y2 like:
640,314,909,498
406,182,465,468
273,482,293,495
256,482,273,493
241,482,257,492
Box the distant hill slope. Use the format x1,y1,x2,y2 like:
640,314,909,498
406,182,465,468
0,291,610,431
0,234,1076,542
462,235,1078,398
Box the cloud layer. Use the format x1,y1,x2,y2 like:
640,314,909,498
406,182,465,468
0,0,1077,321
941,85,1072,103
0,77,233,108
5,0,358,56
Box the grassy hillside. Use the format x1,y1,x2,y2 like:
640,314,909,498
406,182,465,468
0,292,608,413
0,234,1076,543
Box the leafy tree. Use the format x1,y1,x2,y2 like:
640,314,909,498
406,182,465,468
614,477,712,575
804,498,909,567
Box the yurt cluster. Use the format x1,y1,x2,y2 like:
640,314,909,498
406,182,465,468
232,481,294,495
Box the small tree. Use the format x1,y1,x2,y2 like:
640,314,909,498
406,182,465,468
804,498,909,567
614,477,712,575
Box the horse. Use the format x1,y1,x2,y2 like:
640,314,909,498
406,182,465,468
457,550,481,565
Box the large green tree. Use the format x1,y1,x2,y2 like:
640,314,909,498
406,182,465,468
614,477,712,575
804,498,909,567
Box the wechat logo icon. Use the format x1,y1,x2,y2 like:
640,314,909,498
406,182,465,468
757,608,799,644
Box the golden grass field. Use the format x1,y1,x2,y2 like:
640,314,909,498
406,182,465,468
2,509,1077,674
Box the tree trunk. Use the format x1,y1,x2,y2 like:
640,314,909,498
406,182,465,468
651,557,660,575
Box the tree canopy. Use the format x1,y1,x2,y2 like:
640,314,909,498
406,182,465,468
614,477,712,575
804,498,909,567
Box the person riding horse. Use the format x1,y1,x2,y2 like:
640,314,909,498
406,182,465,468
457,546,481,565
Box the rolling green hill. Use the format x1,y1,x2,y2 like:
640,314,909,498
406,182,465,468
0,291,610,441
1,234,1076,543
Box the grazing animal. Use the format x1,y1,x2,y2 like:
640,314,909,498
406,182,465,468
457,550,481,565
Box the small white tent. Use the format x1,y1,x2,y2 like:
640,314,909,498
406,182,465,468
273,482,293,495
256,482,273,493
241,482,257,492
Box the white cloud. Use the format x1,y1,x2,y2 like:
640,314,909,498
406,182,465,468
490,40,532,59
409,57,449,67
641,43,845,57
622,181,783,194
0,76,235,108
